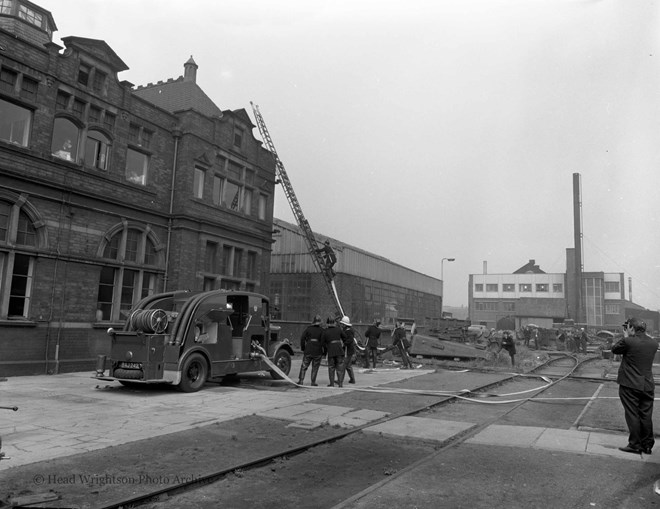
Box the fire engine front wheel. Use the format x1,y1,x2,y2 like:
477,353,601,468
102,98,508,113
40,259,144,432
269,349,292,380
179,353,208,392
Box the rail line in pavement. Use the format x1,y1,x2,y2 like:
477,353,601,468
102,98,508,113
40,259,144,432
97,353,607,509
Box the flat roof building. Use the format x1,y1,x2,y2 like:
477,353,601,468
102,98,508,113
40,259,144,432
469,251,658,334
270,218,443,329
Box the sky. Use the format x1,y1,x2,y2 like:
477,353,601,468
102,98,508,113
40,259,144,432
44,0,660,310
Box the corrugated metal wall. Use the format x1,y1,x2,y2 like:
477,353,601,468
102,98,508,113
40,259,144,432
271,219,442,295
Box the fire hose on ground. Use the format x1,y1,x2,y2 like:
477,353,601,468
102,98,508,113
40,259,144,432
253,343,634,406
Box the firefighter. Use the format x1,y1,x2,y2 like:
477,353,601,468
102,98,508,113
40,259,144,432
297,314,324,386
364,319,382,369
321,317,346,387
315,240,337,278
339,316,357,384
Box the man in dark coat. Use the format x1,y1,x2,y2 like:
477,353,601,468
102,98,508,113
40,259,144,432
501,330,516,367
612,317,659,454
578,328,589,354
364,319,382,369
297,314,324,386
321,317,346,387
339,316,356,384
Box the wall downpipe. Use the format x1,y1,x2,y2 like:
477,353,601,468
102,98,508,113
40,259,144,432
164,129,181,292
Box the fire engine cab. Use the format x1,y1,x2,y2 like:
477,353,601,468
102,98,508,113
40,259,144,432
95,289,294,392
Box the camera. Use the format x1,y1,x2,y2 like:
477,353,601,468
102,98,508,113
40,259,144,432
622,320,630,328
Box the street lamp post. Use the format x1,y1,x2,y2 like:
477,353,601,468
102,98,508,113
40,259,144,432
440,257,455,319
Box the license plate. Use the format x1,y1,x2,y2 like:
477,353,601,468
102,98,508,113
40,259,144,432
118,362,142,369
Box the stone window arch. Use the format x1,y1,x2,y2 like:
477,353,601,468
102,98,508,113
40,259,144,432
95,221,164,322
0,191,47,319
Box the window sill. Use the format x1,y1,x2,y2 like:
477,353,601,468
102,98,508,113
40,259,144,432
0,319,37,327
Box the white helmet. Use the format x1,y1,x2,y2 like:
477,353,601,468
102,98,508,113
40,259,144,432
339,315,352,327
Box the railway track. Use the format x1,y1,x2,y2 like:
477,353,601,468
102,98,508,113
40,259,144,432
98,353,611,509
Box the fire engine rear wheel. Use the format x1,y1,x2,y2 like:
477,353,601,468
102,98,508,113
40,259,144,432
270,349,292,380
179,353,208,392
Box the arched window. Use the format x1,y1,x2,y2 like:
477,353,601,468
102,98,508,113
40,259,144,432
84,129,110,170
96,225,163,322
0,197,44,319
51,118,80,161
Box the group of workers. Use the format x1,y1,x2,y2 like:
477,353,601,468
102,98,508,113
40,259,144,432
297,317,414,387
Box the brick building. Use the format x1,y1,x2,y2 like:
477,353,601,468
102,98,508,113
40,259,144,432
469,252,659,334
0,0,277,375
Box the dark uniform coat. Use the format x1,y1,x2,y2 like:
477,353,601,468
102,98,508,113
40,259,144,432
321,325,346,358
300,324,324,357
365,325,381,348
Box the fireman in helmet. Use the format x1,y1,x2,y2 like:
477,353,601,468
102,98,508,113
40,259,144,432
339,316,357,384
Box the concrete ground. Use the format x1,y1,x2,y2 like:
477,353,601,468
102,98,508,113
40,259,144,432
1,359,660,508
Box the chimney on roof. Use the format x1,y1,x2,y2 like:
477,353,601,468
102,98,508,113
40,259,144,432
184,56,198,83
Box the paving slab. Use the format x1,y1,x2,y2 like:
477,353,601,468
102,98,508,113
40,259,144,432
365,416,475,442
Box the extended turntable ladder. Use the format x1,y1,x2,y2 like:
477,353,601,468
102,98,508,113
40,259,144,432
250,102,344,317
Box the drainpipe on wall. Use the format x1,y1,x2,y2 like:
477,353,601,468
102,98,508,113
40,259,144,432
164,129,181,291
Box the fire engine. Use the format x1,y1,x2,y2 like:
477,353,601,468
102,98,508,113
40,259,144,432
95,289,294,392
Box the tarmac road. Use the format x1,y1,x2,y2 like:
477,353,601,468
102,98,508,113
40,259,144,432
1,358,659,508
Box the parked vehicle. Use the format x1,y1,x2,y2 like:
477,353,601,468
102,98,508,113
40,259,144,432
96,290,294,392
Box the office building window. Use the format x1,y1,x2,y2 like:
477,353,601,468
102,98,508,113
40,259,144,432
258,194,268,220
604,281,620,293
92,70,107,94
212,176,223,206
193,167,205,198
503,283,515,292
0,67,17,94
0,98,31,147
51,118,79,161
126,148,148,185
474,284,483,292
0,198,43,319
205,241,218,273
502,302,515,312
519,284,532,292
243,188,252,215
605,303,619,315
225,181,240,210
84,130,110,170
247,251,258,280
97,225,162,321
553,283,563,293
536,284,548,292
20,76,38,101
18,4,43,29
486,284,498,292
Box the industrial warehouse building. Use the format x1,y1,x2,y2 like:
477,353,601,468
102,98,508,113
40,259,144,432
469,252,659,334
270,218,443,332
0,1,278,376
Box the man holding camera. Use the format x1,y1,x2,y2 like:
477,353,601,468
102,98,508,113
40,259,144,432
612,317,659,454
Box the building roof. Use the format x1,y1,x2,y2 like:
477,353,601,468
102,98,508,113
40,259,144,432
60,36,128,72
133,57,223,118
133,78,223,118
513,259,546,274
